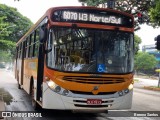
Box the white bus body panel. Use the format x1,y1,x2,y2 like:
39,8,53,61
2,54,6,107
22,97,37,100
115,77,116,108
42,83,133,110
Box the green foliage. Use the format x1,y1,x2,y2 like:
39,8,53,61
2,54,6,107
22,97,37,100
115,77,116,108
13,0,160,27
0,40,16,60
0,17,10,38
0,40,16,51
134,52,158,71
78,0,156,28
0,50,13,62
79,0,105,6
149,0,160,27
0,4,33,59
0,4,33,42
134,35,142,54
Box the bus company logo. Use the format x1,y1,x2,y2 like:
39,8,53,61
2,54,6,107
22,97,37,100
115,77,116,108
92,86,100,95
93,86,99,91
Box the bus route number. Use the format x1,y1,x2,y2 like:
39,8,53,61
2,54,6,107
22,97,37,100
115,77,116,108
63,11,88,21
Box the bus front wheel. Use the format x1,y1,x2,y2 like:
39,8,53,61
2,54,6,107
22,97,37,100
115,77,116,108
31,85,40,110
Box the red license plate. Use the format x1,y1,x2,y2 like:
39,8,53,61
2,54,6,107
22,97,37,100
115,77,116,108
87,99,102,105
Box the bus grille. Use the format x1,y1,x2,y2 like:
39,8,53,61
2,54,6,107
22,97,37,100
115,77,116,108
62,76,125,84
70,91,116,95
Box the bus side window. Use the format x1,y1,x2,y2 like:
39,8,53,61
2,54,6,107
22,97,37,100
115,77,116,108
20,42,23,59
19,43,22,59
34,28,40,57
26,37,29,58
47,29,54,67
23,40,26,58
18,44,20,58
32,31,36,57
16,46,18,59
28,34,32,58
29,33,34,58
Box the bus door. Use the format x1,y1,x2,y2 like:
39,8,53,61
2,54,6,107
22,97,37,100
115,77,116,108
17,42,25,88
36,26,47,102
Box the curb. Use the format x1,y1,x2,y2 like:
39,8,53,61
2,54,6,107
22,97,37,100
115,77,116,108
0,100,5,119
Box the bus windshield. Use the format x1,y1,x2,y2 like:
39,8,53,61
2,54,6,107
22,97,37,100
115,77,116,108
47,27,134,74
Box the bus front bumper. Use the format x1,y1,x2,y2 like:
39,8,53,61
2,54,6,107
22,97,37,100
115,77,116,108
42,83,133,111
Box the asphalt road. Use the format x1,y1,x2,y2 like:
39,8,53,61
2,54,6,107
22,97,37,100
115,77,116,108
0,69,160,120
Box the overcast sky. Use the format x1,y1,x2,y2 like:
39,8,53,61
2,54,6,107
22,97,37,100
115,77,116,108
0,0,160,48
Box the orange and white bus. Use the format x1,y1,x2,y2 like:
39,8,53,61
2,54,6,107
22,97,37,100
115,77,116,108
15,6,134,112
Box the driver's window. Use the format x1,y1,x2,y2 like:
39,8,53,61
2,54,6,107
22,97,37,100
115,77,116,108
47,29,55,68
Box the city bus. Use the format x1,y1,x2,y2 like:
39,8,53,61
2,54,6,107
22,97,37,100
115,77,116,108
15,6,134,112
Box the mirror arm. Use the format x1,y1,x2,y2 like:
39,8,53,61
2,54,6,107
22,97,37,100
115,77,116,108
45,48,52,54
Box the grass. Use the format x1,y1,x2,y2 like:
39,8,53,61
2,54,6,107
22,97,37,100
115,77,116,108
151,86,160,88
134,79,139,82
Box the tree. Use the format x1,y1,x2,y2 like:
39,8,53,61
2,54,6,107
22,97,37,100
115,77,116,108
134,35,142,54
13,0,160,27
149,0,160,27
78,0,156,30
0,4,33,58
0,40,15,51
0,4,33,43
134,52,158,74
0,50,13,62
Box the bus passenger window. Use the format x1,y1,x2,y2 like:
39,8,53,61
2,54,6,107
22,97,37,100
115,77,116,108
34,28,40,57
19,43,22,59
25,37,29,58
28,34,33,58
16,46,18,59
23,41,26,58
32,31,36,57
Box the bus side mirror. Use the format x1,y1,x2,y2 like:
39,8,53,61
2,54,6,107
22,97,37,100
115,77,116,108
40,26,47,43
39,18,48,43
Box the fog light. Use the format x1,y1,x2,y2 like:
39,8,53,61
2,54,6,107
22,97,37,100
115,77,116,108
118,91,123,96
63,89,69,96
55,86,61,92
124,89,129,93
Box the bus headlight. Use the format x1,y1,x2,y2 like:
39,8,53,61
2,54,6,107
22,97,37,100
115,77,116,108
128,84,133,90
46,80,70,96
47,80,56,89
47,80,61,92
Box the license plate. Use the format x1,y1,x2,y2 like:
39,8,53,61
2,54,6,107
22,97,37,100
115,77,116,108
87,99,102,105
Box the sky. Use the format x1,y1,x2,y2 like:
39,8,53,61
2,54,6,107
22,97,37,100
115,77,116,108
0,0,160,48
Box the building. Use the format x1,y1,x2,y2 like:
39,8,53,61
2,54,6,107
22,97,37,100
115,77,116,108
142,44,160,68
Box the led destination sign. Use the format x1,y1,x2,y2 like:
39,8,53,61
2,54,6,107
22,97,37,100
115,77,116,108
63,11,122,24
52,9,133,28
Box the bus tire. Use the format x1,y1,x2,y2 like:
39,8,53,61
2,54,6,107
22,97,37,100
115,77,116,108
17,73,21,89
31,84,40,110
18,83,21,89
